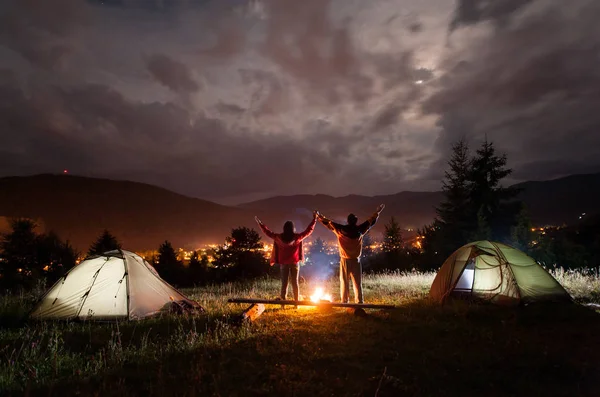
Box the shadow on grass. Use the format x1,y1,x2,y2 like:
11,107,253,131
13,299,600,397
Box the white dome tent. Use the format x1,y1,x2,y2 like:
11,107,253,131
30,250,201,320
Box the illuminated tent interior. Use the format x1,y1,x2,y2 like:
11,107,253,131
429,241,572,305
30,250,200,320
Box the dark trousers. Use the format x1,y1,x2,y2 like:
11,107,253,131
280,263,300,301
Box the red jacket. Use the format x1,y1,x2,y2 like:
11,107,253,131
259,218,317,265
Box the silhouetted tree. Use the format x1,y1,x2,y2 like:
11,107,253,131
417,138,522,270
510,205,535,251
188,250,209,286
361,233,375,258
0,219,78,289
88,229,121,257
471,207,492,241
468,138,520,240
435,138,473,252
368,217,410,272
382,217,403,254
213,227,269,281
155,240,185,285
37,232,79,284
227,227,262,250
416,221,444,270
0,219,40,288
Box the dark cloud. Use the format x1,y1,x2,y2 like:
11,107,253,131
0,0,87,71
200,23,246,59
260,0,374,106
0,78,391,202
1,0,599,203
425,0,600,181
215,102,246,115
239,68,289,115
408,21,423,33
372,104,404,132
145,53,201,94
449,0,535,32
371,51,420,89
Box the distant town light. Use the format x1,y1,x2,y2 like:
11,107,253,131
415,80,424,84
63,169,68,174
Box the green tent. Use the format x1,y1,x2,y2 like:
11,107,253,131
430,241,571,305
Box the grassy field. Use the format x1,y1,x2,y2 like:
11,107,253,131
1,269,600,396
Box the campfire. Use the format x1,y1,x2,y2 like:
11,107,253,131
310,287,332,303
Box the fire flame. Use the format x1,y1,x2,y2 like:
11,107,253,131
310,287,332,303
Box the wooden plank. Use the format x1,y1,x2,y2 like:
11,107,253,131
228,298,396,309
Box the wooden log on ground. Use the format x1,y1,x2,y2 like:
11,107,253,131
228,298,396,309
239,303,265,323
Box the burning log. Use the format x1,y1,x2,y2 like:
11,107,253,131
238,303,265,323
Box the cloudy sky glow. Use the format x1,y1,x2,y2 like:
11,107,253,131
1,0,599,204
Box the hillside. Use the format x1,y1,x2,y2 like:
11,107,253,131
239,191,444,238
0,174,253,251
1,173,599,250
240,173,600,229
512,173,600,224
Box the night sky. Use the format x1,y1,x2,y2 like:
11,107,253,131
1,0,599,204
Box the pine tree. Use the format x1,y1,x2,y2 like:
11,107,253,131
471,207,492,241
510,205,534,251
468,138,520,240
416,220,445,270
155,240,184,285
0,219,78,288
214,227,268,280
435,138,473,248
87,229,121,257
226,227,263,251
0,219,40,287
188,250,209,286
361,233,375,257
382,217,403,253
38,232,79,284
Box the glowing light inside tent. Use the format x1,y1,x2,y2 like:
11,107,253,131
455,267,475,291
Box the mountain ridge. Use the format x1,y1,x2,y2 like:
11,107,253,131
1,172,599,251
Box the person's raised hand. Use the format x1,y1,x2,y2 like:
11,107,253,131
377,204,385,213
254,216,262,225
313,210,320,219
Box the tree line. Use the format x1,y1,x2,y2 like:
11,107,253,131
1,138,599,291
